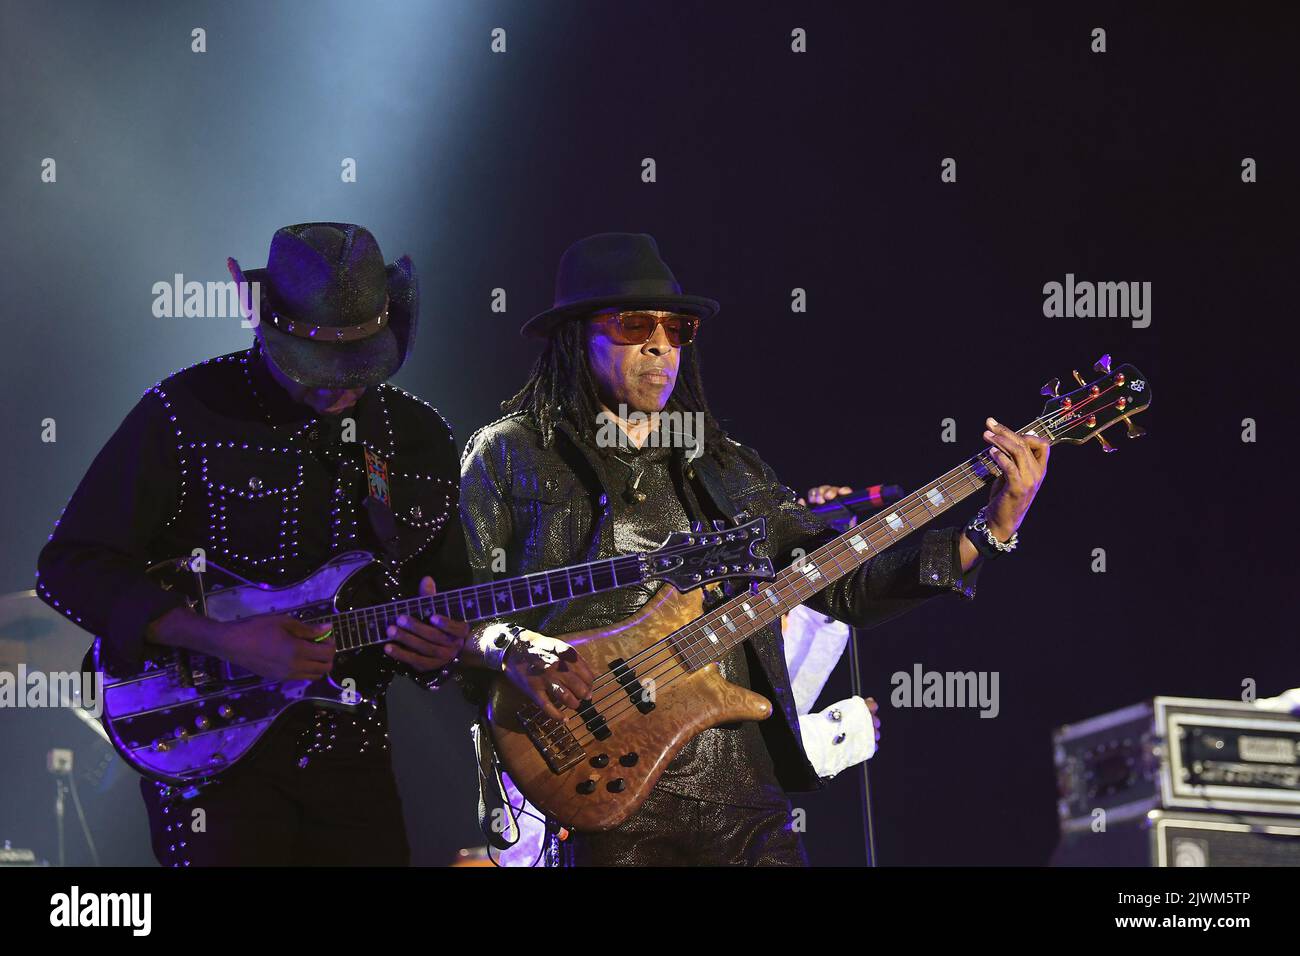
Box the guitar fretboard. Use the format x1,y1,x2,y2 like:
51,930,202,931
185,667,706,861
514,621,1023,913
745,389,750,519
325,555,646,651
670,419,1053,669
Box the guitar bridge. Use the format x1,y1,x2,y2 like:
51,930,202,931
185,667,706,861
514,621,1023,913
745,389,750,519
519,709,585,775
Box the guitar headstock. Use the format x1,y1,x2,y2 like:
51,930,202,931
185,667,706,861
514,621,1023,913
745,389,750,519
1037,354,1151,452
645,517,775,591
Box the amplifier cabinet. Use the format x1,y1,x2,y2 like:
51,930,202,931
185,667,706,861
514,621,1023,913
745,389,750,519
1054,696,1300,832
1052,810,1300,866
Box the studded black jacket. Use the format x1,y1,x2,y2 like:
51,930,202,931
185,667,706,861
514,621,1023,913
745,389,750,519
36,344,473,759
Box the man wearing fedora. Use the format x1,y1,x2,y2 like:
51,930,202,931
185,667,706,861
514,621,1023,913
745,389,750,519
412,232,1050,865
37,222,473,865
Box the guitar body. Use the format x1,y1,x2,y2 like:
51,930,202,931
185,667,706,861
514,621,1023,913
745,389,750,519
488,584,773,832
88,551,378,785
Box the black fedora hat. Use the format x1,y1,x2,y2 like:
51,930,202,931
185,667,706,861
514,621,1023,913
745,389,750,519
521,233,719,339
227,222,418,389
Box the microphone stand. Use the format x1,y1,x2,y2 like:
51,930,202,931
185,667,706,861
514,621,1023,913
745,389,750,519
846,629,877,867
812,488,903,868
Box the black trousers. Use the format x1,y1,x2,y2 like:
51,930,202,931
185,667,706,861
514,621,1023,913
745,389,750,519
140,720,409,867
561,787,808,866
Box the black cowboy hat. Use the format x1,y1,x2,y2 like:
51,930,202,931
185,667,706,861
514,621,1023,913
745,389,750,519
227,222,418,389
521,232,719,338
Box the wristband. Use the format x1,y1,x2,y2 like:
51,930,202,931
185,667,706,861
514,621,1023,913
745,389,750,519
481,623,529,672
965,507,1018,558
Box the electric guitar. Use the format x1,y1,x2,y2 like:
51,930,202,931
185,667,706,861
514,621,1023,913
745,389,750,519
86,522,774,784
489,357,1152,830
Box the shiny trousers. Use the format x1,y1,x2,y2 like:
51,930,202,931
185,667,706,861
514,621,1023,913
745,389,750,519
560,788,809,866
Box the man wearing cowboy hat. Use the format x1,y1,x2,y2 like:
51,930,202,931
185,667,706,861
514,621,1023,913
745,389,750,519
394,232,1048,865
37,222,473,865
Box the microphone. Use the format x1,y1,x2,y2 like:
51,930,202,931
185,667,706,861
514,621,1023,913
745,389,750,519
808,484,904,528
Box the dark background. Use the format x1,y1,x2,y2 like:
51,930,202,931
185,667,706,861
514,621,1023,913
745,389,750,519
1,1,1295,866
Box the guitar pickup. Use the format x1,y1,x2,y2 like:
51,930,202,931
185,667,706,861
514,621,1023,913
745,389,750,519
609,658,655,714
576,698,611,741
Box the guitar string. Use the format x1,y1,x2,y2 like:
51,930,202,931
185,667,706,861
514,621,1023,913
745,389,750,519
320,520,766,650
541,411,1056,725
532,442,1007,751
560,405,1078,702
529,397,1134,753
541,393,1141,751
536,386,1131,726
553,393,1143,753
537,447,999,752
309,555,647,651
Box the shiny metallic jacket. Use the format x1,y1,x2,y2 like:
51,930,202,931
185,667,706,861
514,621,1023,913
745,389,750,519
459,412,978,792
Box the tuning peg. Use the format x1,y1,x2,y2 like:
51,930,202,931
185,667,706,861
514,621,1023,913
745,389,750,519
1096,433,1117,453
712,519,728,531
1072,369,1087,387
1040,378,1060,399
1093,354,1112,375
1124,418,1147,439
690,521,705,533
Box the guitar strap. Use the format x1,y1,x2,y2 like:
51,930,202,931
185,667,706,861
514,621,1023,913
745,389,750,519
683,454,750,540
360,446,403,560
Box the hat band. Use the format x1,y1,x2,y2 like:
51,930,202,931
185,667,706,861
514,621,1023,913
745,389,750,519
553,278,684,308
268,303,388,342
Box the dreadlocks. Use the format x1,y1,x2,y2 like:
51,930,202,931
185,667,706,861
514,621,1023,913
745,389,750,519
501,318,729,461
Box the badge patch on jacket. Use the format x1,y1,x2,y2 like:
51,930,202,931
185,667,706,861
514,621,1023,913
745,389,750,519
364,447,391,506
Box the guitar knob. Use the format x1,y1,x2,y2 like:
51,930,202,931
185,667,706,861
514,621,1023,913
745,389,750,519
590,754,609,768
576,779,597,795
606,778,626,793
1124,419,1147,439
1093,354,1113,375
194,716,211,731
619,752,639,767
217,705,233,719
1040,378,1060,399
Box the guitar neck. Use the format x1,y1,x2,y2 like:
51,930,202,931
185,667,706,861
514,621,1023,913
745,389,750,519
673,418,1056,669
327,555,648,652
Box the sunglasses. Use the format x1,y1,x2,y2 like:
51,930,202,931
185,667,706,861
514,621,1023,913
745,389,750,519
589,310,700,347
